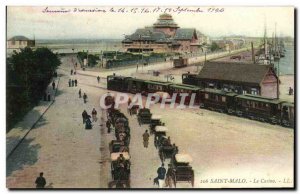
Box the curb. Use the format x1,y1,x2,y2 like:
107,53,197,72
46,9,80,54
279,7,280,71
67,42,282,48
6,77,61,159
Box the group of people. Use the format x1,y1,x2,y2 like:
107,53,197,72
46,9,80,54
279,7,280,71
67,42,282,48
68,79,78,87
82,108,98,129
78,89,88,103
156,163,174,188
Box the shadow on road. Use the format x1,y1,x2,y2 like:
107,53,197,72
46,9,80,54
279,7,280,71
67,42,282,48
54,89,64,98
6,137,41,176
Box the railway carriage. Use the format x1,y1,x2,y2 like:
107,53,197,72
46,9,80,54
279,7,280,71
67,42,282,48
234,94,282,124
281,102,294,128
127,78,147,94
199,88,237,113
182,73,198,85
169,84,200,105
144,80,172,94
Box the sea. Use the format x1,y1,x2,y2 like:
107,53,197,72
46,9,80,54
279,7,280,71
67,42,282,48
35,39,295,75
36,39,123,54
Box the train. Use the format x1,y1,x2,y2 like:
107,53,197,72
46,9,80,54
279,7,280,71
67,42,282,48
106,75,295,128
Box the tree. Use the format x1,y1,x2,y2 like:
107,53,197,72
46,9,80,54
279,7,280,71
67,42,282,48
210,42,220,52
6,47,60,131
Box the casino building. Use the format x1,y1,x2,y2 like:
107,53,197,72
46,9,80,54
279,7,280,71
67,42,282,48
122,14,205,53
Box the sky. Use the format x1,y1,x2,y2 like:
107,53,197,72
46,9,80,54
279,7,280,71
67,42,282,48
7,6,294,40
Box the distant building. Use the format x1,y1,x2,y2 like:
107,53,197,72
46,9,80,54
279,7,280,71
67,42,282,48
122,14,204,53
7,36,35,49
213,39,245,51
184,61,279,99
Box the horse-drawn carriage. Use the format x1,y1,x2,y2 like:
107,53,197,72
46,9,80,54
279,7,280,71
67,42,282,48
137,108,152,125
159,143,178,162
153,126,168,148
149,114,164,134
109,140,129,153
168,154,194,187
110,152,131,182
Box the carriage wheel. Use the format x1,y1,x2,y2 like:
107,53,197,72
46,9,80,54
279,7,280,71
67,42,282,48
191,171,195,187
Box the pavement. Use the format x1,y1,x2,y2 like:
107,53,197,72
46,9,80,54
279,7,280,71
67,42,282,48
6,77,60,158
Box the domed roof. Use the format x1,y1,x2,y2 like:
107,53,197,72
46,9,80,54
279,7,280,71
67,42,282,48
8,36,31,41
153,14,178,28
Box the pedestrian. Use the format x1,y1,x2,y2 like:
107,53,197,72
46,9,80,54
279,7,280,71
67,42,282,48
106,120,111,133
47,92,51,101
75,62,77,67
82,110,88,124
92,108,97,122
52,81,55,90
97,76,100,83
127,97,132,115
78,89,82,98
289,87,293,95
85,115,92,129
165,164,173,188
74,71,76,75
35,172,46,188
68,79,71,87
72,80,74,87
71,69,73,75
83,93,87,103
75,79,78,87
142,130,150,148
156,163,166,188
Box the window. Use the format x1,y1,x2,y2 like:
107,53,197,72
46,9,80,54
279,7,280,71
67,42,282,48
205,94,209,99
251,88,258,95
221,96,226,102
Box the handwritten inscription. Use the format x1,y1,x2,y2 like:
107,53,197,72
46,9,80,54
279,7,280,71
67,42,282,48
42,6,225,14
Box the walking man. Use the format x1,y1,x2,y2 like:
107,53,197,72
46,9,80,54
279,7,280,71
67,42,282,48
156,163,166,188
68,79,71,87
35,172,46,188
78,89,82,98
72,80,74,87
289,87,294,95
52,81,55,90
82,110,88,124
92,108,97,122
71,69,73,75
97,76,100,83
75,79,78,87
83,93,88,103
142,130,150,148
106,119,111,133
